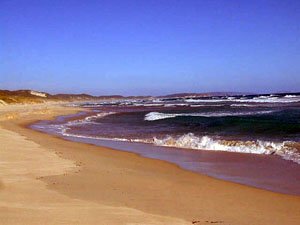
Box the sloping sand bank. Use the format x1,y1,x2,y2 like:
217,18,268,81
0,104,299,225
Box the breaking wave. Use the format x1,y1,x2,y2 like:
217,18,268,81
33,112,116,134
52,127,300,165
184,96,300,103
144,111,274,121
83,112,116,122
33,111,300,165
230,104,257,107
65,112,116,125
153,133,300,164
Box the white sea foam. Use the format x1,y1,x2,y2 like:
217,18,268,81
51,112,117,130
83,112,116,122
153,133,300,164
145,112,177,121
234,97,300,103
133,103,164,107
230,104,257,107
285,95,297,98
227,97,236,100
144,110,274,121
189,104,226,107
184,97,300,103
163,104,177,107
184,99,225,103
59,129,153,144
34,112,117,137
152,99,163,103
190,104,207,107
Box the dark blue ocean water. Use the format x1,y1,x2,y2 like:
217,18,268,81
31,93,300,195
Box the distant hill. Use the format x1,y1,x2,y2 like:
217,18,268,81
0,90,49,104
0,89,125,105
52,93,123,100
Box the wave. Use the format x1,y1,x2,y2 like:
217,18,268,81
285,95,297,98
73,95,300,109
166,103,224,107
134,103,190,107
83,112,116,122
33,119,300,164
184,97,300,103
133,103,164,107
163,104,177,107
190,104,225,107
184,99,225,103
48,126,300,164
153,133,300,164
230,104,258,107
233,97,300,103
144,110,274,121
58,127,154,144
190,104,206,107
48,112,117,131
33,111,117,137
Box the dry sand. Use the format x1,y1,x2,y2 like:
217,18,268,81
0,103,299,225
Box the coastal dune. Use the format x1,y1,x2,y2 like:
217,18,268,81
0,104,299,225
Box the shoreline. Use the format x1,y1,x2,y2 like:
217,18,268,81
1,103,300,225
31,109,300,196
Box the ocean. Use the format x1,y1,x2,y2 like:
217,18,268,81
32,92,300,195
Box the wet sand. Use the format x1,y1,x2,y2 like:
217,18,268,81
0,103,300,225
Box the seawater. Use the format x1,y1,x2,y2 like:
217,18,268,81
31,93,300,195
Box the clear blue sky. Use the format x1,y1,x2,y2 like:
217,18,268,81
1,0,300,95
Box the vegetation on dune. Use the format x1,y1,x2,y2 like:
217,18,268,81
0,89,124,105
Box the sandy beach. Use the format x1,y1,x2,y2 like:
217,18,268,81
0,103,300,225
